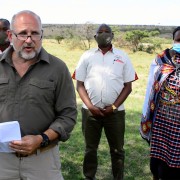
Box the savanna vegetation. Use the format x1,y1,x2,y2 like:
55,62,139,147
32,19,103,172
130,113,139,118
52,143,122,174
42,27,173,180
43,23,174,53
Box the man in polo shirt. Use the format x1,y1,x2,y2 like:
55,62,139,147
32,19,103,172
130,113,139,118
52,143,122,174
0,18,10,54
73,24,138,180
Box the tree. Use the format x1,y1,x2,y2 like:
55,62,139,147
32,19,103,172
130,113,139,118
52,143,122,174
77,22,95,49
55,35,64,44
125,30,149,52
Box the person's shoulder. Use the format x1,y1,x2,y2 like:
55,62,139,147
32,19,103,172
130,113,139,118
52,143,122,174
48,53,66,66
83,48,97,55
112,47,128,56
80,48,98,59
156,48,169,57
0,46,12,60
41,50,68,73
112,47,131,63
41,47,65,65
155,48,169,62
151,49,169,66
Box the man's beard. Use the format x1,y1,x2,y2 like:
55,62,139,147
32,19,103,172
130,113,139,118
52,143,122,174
13,44,40,61
19,50,37,60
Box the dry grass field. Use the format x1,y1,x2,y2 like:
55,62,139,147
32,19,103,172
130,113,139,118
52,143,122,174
42,39,171,180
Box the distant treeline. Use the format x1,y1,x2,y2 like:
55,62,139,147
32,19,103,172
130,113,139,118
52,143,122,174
42,24,174,53
42,24,176,38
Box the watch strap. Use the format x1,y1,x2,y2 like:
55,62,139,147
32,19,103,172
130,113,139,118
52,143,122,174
40,133,50,148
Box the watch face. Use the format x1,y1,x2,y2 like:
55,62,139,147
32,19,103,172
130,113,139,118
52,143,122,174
112,105,117,113
42,139,49,147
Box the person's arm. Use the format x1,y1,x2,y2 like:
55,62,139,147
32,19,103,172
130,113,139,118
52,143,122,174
43,129,59,141
113,82,132,108
49,65,77,142
77,80,104,117
9,64,77,155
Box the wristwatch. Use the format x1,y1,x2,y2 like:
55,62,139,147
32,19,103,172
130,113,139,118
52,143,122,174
112,104,118,113
40,133,50,148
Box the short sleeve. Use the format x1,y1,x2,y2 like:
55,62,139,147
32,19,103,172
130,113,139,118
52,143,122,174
72,52,88,82
123,53,137,82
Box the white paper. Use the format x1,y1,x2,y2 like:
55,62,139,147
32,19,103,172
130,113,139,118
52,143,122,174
0,121,21,152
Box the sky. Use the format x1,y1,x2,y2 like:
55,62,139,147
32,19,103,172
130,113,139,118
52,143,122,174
1,0,180,26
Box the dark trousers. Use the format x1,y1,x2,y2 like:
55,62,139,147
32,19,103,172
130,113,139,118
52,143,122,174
81,108,125,180
150,157,180,180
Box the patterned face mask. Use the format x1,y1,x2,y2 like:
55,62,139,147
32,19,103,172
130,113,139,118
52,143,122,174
95,32,113,47
172,43,180,54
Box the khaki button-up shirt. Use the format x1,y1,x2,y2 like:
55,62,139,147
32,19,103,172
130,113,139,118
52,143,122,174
0,46,77,142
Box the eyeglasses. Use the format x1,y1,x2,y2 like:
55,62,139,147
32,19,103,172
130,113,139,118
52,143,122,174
12,31,43,41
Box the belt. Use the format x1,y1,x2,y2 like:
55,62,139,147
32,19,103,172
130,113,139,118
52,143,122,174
15,143,57,158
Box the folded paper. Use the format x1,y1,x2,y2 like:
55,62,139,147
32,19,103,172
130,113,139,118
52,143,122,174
0,121,21,152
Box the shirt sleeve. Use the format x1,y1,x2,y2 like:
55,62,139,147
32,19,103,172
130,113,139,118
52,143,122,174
72,52,88,82
123,53,138,82
50,63,77,142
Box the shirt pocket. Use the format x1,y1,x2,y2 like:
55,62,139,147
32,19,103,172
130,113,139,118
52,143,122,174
0,78,9,102
109,62,124,77
29,79,55,105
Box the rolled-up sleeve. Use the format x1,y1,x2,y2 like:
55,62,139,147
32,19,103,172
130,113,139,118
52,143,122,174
49,63,77,142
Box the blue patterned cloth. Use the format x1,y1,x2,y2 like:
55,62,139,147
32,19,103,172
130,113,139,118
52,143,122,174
140,49,175,141
140,49,180,168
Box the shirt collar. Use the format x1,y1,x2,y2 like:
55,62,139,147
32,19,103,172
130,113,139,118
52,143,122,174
95,45,114,54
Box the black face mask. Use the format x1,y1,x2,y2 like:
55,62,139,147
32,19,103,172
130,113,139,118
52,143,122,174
0,31,9,45
95,32,113,47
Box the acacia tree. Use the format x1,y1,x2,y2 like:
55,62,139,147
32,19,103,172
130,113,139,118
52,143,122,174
125,30,149,51
77,22,95,49
55,35,64,44
125,30,160,52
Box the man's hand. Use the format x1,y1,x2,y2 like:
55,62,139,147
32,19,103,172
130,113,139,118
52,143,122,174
89,105,105,117
9,135,42,155
101,105,114,116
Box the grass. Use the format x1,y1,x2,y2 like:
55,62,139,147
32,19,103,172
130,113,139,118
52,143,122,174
42,39,168,180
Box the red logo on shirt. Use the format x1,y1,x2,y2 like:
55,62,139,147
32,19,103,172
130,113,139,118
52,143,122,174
114,55,124,64
115,59,124,63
